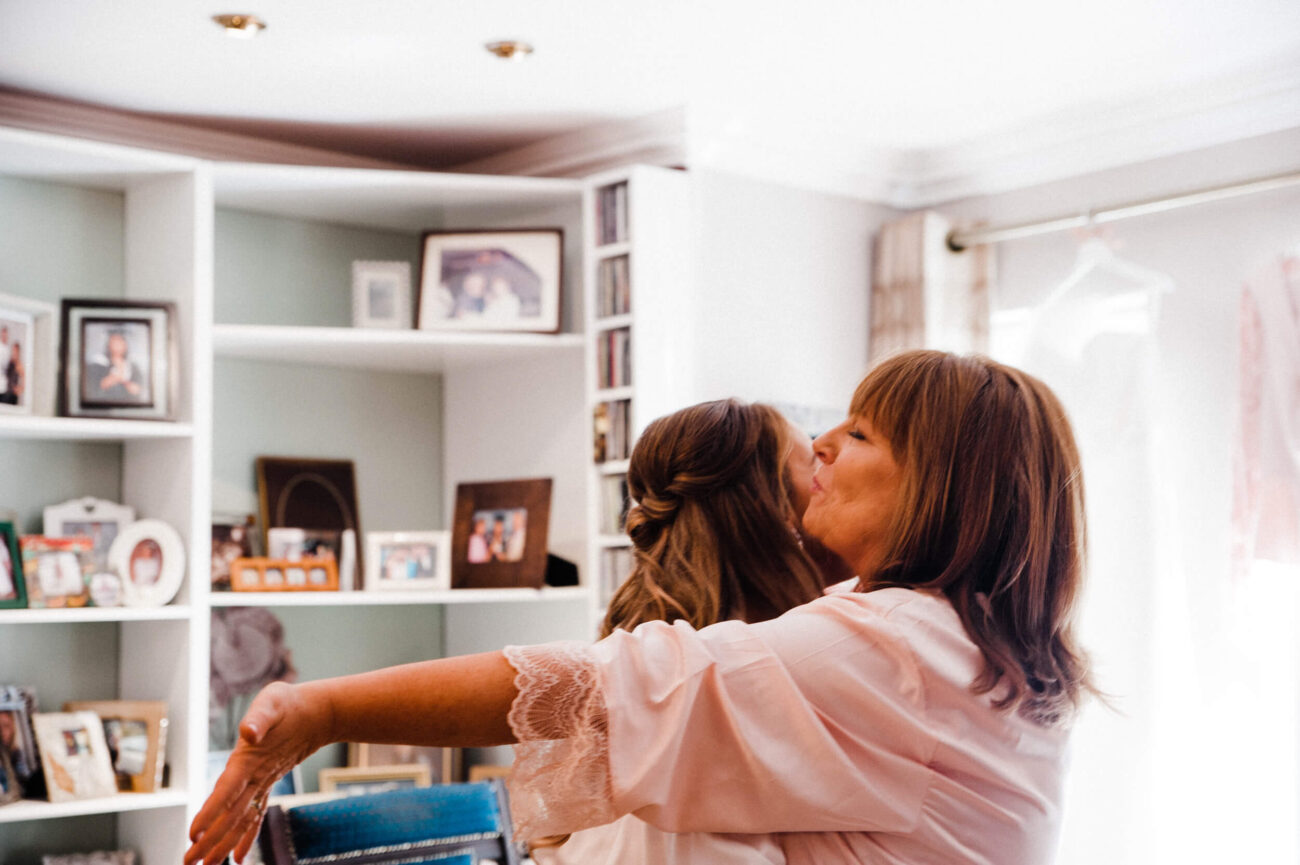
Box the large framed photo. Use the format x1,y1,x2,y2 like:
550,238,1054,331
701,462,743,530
32,711,118,803
63,700,167,793
0,521,26,610
352,260,412,329
59,298,177,421
365,531,450,592
451,478,552,590
0,306,35,415
417,229,563,333
21,536,94,608
318,764,432,796
107,519,185,608
44,497,137,574
347,742,459,785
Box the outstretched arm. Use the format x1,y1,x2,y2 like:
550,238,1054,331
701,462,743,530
185,650,519,865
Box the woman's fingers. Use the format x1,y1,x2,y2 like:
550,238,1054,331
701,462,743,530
185,776,266,865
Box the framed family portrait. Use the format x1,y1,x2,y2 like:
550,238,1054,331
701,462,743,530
107,519,185,607
63,700,167,793
32,711,118,803
44,497,137,574
21,536,94,608
416,229,563,333
352,260,412,329
0,521,26,610
451,478,552,589
365,531,450,592
0,305,34,415
58,299,177,421
318,764,432,795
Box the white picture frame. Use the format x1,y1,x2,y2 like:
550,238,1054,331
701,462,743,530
351,260,412,329
32,711,118,803
0,292,56,417
107,519,185,607
364,531,451,592
44,497,137,574
0,305,35,416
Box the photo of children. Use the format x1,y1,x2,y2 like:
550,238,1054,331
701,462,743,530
466,508,527,564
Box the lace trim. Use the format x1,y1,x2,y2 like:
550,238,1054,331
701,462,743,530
503,642,617,840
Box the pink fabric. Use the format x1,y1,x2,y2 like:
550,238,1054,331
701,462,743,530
506,589,1070,864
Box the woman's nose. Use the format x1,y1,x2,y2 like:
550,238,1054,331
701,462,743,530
813,429,836,463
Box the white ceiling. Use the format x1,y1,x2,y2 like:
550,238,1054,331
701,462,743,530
2,0,1299,197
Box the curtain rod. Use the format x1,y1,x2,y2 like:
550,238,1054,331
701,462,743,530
946,168,1300,251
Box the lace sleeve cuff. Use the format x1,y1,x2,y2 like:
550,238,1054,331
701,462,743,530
503,642,618,839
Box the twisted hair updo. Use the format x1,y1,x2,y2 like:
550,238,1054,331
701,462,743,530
602,399,824,636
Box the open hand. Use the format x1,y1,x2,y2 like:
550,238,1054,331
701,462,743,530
185,682,332,865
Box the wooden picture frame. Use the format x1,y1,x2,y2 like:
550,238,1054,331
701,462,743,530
416,229,563,334
58,298,177,421
230,557,339,592
32,711,118,803
62,700,168,793
318,764,432,794
364,531,451,592
43,496,137,575
347,742,459,785
0,521,26,610
20,536,94,608
256,457,361,578
351,260,412,329
451,478,552,589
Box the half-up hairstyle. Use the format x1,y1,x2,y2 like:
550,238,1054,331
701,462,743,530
852,350,1096,725
602,399,824,637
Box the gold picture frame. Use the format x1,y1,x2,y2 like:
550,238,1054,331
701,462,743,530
63,700,167,793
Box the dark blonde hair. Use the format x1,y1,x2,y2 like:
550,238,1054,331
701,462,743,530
602,399,824,637
852,350,1094,724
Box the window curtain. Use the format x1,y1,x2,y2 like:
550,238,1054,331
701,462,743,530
869,211,990,361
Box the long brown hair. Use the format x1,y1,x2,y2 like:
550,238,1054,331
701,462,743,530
852,350,1095,724
602,399,824,637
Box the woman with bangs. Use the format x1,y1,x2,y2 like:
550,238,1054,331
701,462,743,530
189,350,1096,865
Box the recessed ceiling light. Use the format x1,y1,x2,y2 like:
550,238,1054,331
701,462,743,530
212,14,267,38
485,40,533,60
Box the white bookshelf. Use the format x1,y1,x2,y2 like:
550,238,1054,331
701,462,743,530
209,586,589,607
0,606,193,625
0,416,195,441
0,790,191,824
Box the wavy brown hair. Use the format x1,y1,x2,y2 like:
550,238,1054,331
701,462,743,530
853,350,1095,725
601,399,824,637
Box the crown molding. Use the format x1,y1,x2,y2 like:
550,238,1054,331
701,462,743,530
0,87,415,171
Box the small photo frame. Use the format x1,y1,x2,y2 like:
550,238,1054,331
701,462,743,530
0,305,35,415
107,519,185,608
59,299,177,421
20,536,94,608
417,229,563,333
0,745,20,804
352,260,412,329
0,685,42,793
230,557,339,592
32,711,118,803
63,700,168,793
211,514,257,592
0,521,26,610
257,457,362,578
451,478,552,590
365,531,451,592
43,497,137,574
0,292,56,417
318,764,432,796
348,742,459,784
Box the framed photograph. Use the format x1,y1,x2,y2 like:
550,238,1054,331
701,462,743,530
451,478,552,590
0,745,20,804
348,742,459,784
416,229,563,333
365,531,450,592
0,292,57,417
0,306,34,415
318,764,432,796
20,536,94,608
43,497,137,574
58,298,177,421
43,853,136,865
211,514,257,592
0,521,26,610
230,557,339,592
107,519,184,608
256,457,362,578
352,260,412,329
32,711,118,803
63,700,168,793
0,685,42,793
